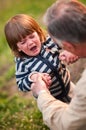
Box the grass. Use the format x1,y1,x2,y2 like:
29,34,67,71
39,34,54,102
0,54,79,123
0,94,49,130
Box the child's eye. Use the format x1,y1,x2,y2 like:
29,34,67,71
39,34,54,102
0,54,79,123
20,41,25,45
29,34,35,39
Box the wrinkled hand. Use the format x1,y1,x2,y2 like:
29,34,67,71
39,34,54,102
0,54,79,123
59,50,79,65
31,74,50,98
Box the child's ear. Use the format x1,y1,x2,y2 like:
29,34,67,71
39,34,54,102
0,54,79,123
18,48,21,51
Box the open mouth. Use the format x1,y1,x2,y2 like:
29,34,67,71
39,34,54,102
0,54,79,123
30,46,37,51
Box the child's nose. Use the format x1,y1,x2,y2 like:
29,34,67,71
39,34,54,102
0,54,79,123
27,39,33,46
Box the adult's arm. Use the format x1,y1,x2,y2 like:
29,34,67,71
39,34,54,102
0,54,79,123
31,76,86,130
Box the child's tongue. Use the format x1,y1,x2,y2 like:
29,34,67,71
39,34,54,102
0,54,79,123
30,46,37,51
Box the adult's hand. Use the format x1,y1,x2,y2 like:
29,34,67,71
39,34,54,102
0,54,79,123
31,74,49,98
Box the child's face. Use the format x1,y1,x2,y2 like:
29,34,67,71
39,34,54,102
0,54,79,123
17,32,41,57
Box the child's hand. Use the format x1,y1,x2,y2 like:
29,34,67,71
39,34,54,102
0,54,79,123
59,50,79,65
42,73,52,88
30,72,52,88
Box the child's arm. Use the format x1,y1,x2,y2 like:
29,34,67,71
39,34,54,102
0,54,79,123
15,59,51,92
16,70,33,92
15,60,35,92
59,50,79,65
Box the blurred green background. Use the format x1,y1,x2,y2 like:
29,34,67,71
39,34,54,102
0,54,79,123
0,0,86,130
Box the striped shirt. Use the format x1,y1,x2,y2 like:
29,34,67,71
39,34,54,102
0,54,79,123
15,36,71,103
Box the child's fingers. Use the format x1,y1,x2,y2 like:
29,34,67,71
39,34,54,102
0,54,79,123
42,76,52,87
